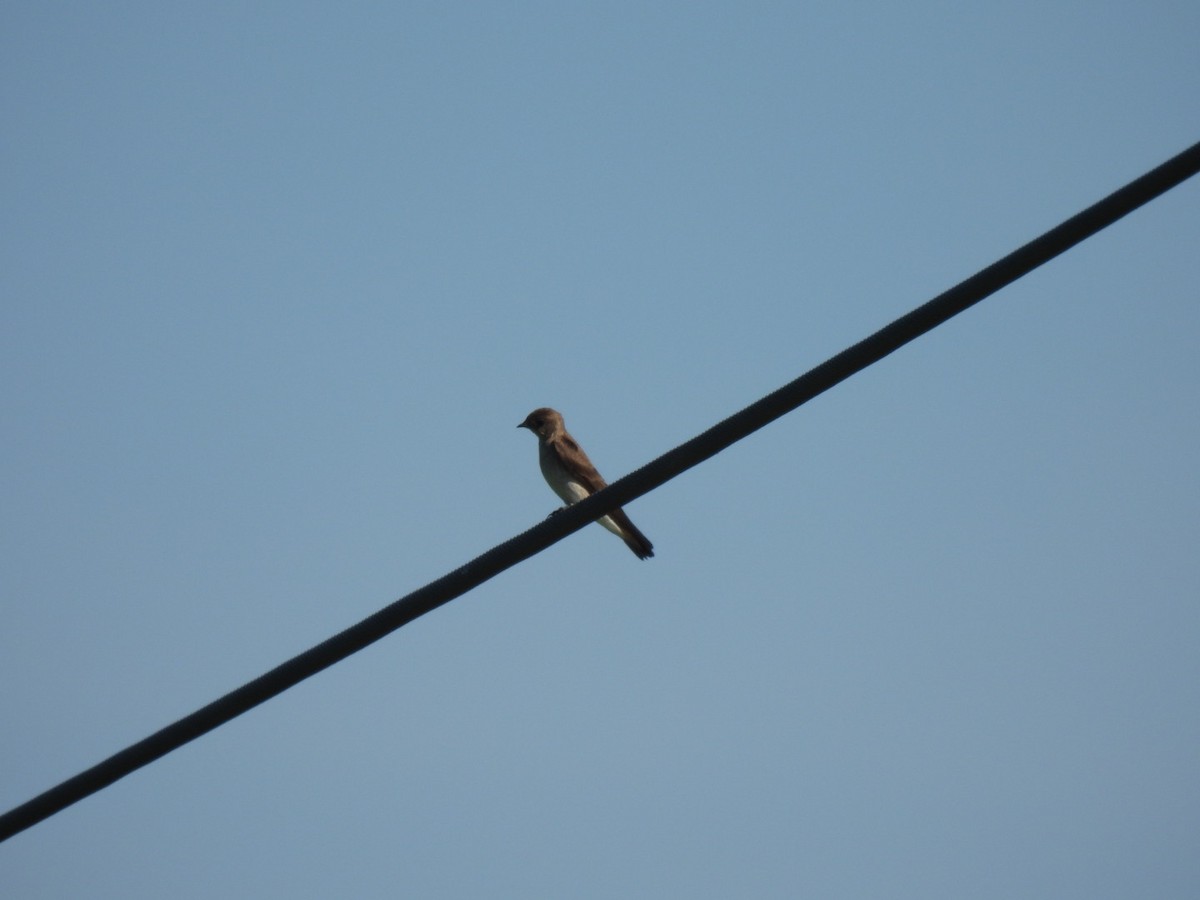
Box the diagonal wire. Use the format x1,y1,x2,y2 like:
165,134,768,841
2,139,1198,843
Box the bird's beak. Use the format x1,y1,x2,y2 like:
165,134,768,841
517,422,527,429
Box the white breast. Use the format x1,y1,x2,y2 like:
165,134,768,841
539,456,589,505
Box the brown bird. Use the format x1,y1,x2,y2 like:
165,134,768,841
518,407,655,560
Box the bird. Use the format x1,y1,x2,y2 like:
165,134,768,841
518,407,655,560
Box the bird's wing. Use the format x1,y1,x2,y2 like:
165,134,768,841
550,434,608,495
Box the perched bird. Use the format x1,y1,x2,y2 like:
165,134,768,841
518,407,654,560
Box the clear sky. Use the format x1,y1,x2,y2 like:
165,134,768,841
3,3,1198,897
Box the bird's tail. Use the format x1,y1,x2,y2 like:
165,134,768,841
609,509,654,560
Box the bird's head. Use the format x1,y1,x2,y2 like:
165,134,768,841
518,407,564,440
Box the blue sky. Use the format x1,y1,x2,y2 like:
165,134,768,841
3,2,1198,897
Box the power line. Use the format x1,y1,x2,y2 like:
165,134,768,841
3,139,1198,843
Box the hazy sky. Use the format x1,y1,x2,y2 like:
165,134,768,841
3,3,1198,898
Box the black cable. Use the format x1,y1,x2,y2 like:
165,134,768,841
3,139,1197,843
